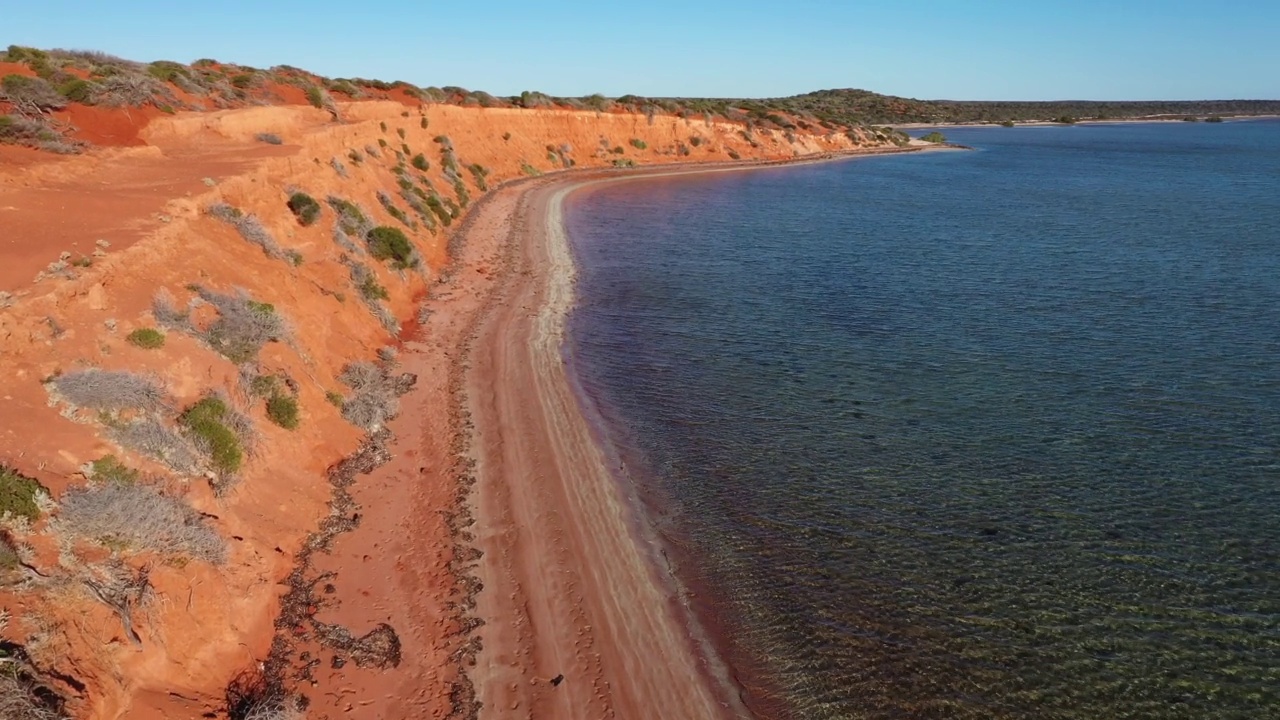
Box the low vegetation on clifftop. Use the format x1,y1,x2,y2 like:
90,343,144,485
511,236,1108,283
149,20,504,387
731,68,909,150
0,45,898,155
2,45,1275,158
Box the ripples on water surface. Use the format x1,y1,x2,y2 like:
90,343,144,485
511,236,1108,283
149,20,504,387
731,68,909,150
564,121,1280,719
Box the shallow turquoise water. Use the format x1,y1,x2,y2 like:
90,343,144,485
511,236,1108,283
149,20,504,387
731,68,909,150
565,121,1280,719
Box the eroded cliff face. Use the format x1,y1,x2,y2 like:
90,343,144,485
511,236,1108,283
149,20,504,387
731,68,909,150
0,100,886,719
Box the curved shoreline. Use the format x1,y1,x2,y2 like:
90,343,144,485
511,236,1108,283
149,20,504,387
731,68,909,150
462,150,942,719
277,146,945,720
465,175,750,719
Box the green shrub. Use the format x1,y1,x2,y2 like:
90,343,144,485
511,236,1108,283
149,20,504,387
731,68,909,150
1205,116,1224,123
1000,120,1016,127
255,132,283,145
921,131,947,143
327,196,369,229
90,455,138,485
467,163,490,191
327,78,359,96
358,273,389,301
305,85,324,109
0,532,18,570
689,136,703,147
397,127,406,139
265,393,299,430
420,117,428,129
424,194,452,226
230,73,254,89
3,45,46,63
1054,116,1078,125
146,61,186,83
287,192,322,226
180,396,243,475
326,391,345,408
126,327,165,349
377,192,414,229
0,465,44,521
380,121,387,132
366,226,415,268
442,196,461,219
248,374,278,397
411,153,429,171
58,78,95,103
629,138,647,150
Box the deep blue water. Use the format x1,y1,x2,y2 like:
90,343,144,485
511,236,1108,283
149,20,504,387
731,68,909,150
564,121,1280,719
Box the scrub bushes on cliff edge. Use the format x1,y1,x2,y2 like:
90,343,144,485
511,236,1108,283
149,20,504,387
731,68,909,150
60,482,226,563
336,361,415,431
208,203,286,260
180,395,245,476
366,226,416,269
48,368,165,413
126,327,165,349
0,662,66,720
286,192,321,226
0,466,45,522
189,287,289,363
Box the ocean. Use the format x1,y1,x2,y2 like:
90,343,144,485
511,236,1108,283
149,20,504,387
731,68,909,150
563,120,1280,719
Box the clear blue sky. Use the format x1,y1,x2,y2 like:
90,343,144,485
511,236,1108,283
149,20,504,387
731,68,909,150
5,0,1278,100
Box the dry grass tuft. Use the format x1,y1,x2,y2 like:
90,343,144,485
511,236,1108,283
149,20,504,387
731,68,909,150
48,369,165,413
108,417,201,474
226,669,304,720
239,696,305,720
90,72,181,109
347,262,399,334
0,75,66,113
152,289,193,332
59,483,225,563
0,667,67,720
0,530,21,572
337,361,415,431
207,203,285,260
191,287,289,363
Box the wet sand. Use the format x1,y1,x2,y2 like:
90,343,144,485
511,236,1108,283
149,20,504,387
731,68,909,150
464,175,754,720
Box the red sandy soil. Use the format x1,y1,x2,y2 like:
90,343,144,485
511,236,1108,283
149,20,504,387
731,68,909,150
0,95,899,719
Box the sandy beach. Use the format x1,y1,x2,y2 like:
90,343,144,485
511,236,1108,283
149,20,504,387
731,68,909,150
464,175,753,720
287,148,943,720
